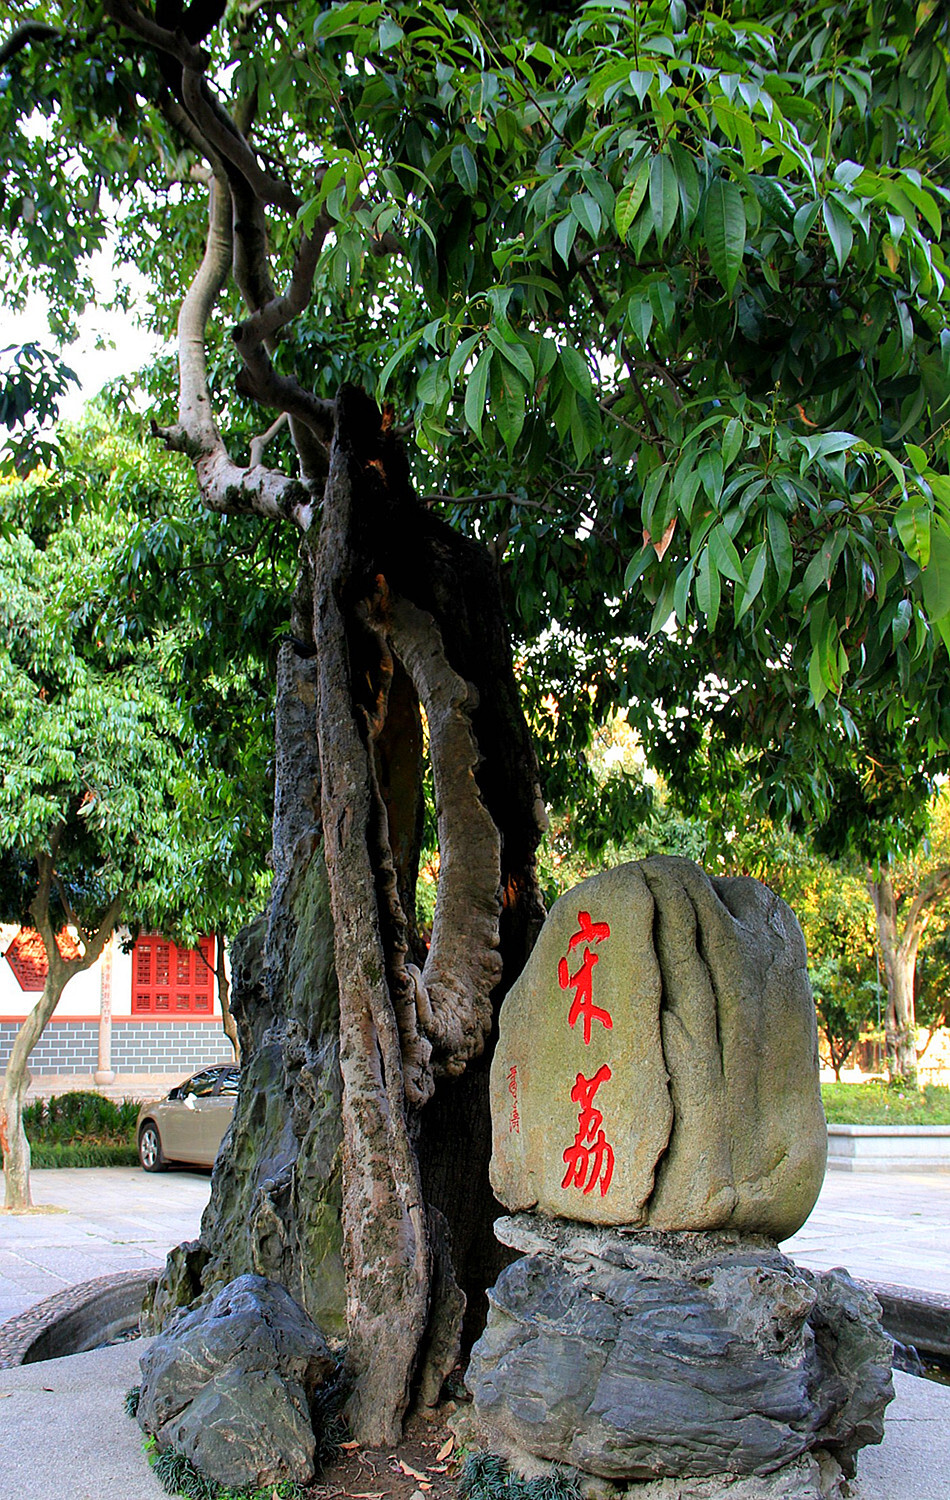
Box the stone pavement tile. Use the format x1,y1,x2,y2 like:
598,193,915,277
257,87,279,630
782,1168,950,1297
0,1339,165,1500
857,1370,950,1500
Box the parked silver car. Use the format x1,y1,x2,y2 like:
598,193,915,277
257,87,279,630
137,1064,239,1171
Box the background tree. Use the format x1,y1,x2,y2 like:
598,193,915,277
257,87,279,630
4,0,950,1446
0,417,277,1205
866,786,950,1082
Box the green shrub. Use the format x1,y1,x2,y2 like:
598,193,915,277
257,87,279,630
30,1142,140,1168
23,1091,141,1165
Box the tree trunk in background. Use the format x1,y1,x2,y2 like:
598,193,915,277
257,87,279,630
1,845,119,1210
869,868,950,1085
147,390,547,1443
869,876,918,1083
214,931,240,1064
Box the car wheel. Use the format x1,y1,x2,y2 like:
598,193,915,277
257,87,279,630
138,1122,167,1172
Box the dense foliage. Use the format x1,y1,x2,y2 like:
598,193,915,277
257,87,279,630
2,0,950,859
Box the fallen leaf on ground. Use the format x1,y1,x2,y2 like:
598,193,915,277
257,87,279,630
340,1440,362,1450
436,1436,454,1461
397,1462,429,1482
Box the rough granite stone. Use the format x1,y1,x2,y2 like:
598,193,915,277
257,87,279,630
467,1222,893,1484
490,857,827,1238
137,1273,336,1490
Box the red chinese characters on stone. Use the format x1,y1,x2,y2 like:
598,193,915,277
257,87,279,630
558,910,613,1045
561,1064,615,1197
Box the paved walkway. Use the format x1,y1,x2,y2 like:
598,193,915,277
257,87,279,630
782,1167,950,1296
0,1165,947,1499
0,1165,211,1327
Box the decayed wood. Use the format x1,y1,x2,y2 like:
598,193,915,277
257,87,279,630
312,396,430,1446
377,593,502,1073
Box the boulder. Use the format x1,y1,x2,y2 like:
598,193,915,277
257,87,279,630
137,1273,336,1491
490,856,827,1239
467,1217,893,1484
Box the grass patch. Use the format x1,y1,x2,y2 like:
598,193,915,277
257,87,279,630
822,1081,950,1126
24,1091,140,1167
460,1452,583,1500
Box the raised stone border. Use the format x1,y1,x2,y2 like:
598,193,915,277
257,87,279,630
0,1269,155,1369
867,1279,950,1362
828,1123,950,1170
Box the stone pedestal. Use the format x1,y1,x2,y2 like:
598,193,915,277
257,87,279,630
467,1216,893,1496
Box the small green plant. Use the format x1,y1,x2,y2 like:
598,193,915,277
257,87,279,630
144,1438,310,1500
459,1451,582,1500
23,1091,141,1166
153,1447,220,1500
124,1385,141,1418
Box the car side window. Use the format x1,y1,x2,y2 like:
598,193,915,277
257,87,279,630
185,1070,219,1098
216,1070,240,1097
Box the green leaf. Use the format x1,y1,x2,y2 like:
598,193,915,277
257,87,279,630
488,328,535,385
464,350,492,440
922,522,950,618
736,541,768,621
490,355,526,452
767,509,793,594
627,296,653,347
624,545,653,591
377,17,404,50
894,499,932,567
695,549,721,630
649,154,679,247
615,157,650,240
450,144,478,196
559,345,593,397
722,417,744,469
708,524,745,585
554,214,578,266
705,179,746,296
822,197,854,271
571,192,602,240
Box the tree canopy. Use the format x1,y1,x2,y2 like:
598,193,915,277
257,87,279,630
3,0,950,855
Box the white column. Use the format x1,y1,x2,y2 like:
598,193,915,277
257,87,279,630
95,938,116,1086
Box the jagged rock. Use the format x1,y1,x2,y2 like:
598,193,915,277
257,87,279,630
467,1220,893,1484
490,856,827,1239
137,1273,336,1491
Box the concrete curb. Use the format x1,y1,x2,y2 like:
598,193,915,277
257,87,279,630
0,1269,154,1370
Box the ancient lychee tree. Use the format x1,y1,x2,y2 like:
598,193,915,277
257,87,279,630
5,0,950,1441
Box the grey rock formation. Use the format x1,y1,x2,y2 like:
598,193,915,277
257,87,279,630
490,857,827,1240
467,1219,893,1484
137,1273,336,1491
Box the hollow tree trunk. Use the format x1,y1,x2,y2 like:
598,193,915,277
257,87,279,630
145,560,345,1336
148,388,547,1445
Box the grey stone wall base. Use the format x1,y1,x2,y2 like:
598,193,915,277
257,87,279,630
0,1269,154,1369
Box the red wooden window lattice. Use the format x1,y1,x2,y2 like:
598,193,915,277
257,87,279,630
4,927,81,992
132,935,215,1015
